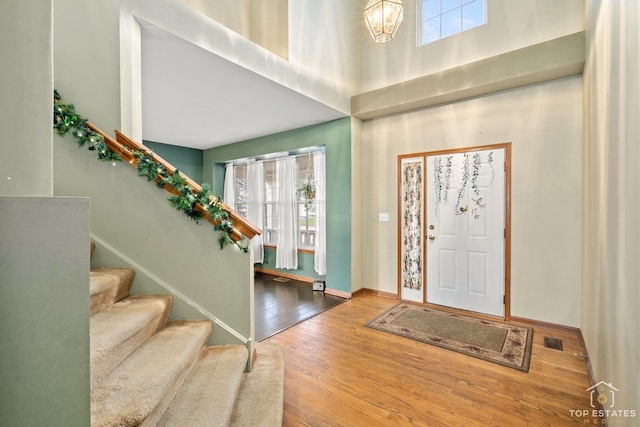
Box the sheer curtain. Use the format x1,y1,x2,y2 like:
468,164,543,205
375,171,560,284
313,151,327,275
223,163,235,207
275,156,298,269
246,160,264,263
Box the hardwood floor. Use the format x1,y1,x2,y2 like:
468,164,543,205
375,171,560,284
254,272,345,341
266,293,593,426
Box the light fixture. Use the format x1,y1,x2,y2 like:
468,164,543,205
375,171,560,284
364,0,404,43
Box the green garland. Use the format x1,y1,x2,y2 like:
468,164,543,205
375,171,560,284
53,90,121,162
53,90,248,252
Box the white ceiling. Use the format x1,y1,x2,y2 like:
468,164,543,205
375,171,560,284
140,24,347,150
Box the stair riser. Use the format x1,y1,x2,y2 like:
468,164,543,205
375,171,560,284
90,298,172,387
91,321,212,427
139,344,205,427
90,268,135,315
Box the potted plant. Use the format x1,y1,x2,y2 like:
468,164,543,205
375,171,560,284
297,178,316,211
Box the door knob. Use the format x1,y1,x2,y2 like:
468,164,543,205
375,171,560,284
428,235,436,241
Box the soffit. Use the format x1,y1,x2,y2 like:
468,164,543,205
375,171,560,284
351,32,586,120
141,23,346,150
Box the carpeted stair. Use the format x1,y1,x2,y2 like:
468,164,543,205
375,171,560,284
89,243,284,426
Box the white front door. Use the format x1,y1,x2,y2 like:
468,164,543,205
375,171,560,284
425,148,506,317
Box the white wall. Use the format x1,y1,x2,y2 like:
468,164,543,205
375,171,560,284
360,0,584,92
0,0,53,196
582,0,640,418
289,0,362,97
362,76,582,327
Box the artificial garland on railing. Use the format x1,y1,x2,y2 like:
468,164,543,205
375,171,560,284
53,90,122,162
53,90,248,252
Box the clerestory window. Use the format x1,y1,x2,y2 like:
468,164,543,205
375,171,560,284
419,0,486,46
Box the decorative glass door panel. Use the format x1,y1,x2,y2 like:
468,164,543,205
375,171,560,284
399,157,425,302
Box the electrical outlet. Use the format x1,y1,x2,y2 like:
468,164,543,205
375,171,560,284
379,213,390,222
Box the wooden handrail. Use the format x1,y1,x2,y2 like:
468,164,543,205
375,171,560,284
85,122,262,242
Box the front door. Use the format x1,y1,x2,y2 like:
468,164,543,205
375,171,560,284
425,147,506,317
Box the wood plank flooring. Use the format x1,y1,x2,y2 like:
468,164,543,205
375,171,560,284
266,293,593,426
254,272,345,341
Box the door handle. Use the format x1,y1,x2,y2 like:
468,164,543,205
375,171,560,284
428,235,436,241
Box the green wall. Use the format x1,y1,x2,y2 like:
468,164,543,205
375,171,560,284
260,248,325,282
0,197,90,427
144,140,204,184
204,118,352,293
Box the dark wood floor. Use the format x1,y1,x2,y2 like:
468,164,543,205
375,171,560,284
254,272,345,341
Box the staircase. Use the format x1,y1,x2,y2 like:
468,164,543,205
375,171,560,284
89,244,284,426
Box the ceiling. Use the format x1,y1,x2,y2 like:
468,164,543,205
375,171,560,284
140,24,347,150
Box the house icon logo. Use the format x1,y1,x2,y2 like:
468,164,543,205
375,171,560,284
586,381,619,408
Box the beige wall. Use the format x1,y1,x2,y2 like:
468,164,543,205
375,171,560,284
582,0,639,417
360,0,584,92
179,0,289,60
289,0,362,97
0,1,53,196
179,0,250,37
361,76,582,327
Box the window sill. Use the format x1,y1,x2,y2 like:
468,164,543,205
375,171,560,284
264,244,315,255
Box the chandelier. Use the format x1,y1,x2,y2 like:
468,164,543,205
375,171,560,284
364,0,404,43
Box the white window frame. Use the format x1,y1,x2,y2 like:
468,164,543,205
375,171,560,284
418,0,486,46
229,149,323,251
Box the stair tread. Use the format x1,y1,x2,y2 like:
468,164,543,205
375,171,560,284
158,345,249,427
90,268,135,315
90,295,172,386
229,342,284,427
91,320,211,427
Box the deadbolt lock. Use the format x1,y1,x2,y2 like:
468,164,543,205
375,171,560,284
429,225,435,230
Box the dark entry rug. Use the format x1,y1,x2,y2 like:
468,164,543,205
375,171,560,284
365,302,533,372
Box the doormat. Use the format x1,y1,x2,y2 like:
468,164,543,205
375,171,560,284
365,302,533,372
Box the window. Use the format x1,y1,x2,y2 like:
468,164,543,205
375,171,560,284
230,150,323,250
419,0,485,46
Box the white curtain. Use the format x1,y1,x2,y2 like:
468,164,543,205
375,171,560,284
223,163,235,207
246,160,264,263
275,156,298,269
313,151,327,275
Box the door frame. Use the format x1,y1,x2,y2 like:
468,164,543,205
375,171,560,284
397,142,512,321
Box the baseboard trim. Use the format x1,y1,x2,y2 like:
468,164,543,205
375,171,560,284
577,330,606,422
352,288,399,300
254,267,351,299
325,288,352,299
254,267,314,283
577,329,595,381
92,234,250,345
510,316,580,335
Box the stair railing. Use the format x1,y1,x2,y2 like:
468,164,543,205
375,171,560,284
85,122,262,243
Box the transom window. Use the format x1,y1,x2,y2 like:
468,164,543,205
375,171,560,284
419,0,486,46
